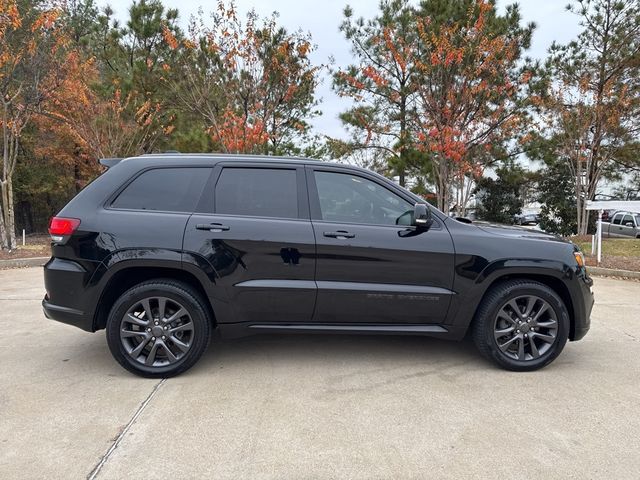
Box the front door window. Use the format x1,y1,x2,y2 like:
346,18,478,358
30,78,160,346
314,171,413,226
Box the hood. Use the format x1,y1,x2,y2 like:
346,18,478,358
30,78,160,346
471,221,568,243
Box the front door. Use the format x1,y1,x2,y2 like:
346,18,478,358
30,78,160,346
307,167,455,325
183,164,316,324
620,214,637,237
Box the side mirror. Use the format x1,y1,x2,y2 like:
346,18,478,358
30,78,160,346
413,203,433,229
624,221,634,227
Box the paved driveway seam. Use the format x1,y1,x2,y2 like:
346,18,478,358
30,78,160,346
87,379,167,480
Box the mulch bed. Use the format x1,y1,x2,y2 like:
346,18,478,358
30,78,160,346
584,254,640,272
0,235,50,260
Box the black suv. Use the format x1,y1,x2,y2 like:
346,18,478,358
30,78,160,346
43,154,593,377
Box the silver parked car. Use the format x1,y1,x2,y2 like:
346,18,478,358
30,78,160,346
603,211,640,238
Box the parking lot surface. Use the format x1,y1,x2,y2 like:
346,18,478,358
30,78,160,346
0,267,639,479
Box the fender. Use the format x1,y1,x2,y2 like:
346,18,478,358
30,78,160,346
181,251,218,287
181,250,235,324
89,248,184,288
87,249,236,330
446,258,576,337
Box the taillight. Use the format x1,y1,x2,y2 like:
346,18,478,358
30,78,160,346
48,217,81,241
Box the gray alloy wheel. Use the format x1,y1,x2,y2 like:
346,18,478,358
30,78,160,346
107,280,212,378
120,296,194,367
493,295,558,361
471,279,569,371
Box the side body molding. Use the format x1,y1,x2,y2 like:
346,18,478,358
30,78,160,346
234,279,455,296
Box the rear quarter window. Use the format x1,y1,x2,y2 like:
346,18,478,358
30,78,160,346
112,167,211,212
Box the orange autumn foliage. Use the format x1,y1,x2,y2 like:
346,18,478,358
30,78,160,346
41,52,164,160
165,0,320,154
414,0,531,212
210,109,269,153
0,1,73,249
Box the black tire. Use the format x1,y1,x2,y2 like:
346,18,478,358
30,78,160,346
106,279,212,378
471,280,569,371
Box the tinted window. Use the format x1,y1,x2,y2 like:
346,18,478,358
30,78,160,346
215,168,298,219
612,214,622,225
314,171,412,225
112,168,210,212
622,215,634,226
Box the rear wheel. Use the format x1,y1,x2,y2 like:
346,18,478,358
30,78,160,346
106,280,212,378
472,280,569,371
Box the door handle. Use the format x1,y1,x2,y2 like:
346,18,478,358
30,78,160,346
196,223,230,232
323,230,355,239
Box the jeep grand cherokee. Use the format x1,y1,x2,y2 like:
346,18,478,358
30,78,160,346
43,154,593,377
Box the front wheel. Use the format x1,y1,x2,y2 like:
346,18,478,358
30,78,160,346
472,280,569,371
106,280,212,378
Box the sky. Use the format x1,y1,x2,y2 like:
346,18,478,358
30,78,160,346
99,0,583,140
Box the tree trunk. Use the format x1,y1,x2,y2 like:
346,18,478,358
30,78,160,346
0,179,16,249
435,162,449,214
0,198,7,250
398,94,407,187
6,178,16,248
1,181,10,249
1,104,8,250
575,188,583,235
575,154,585,236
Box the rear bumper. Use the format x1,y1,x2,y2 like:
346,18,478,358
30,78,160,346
43,257,97,332
42,298,94,332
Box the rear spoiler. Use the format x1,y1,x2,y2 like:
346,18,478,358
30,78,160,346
99,158,123,169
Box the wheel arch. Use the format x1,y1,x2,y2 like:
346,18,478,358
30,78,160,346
448,256,580,341
470,273,576,340
93,265,216,331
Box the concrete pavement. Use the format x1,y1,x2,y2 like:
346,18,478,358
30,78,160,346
0,267,639,479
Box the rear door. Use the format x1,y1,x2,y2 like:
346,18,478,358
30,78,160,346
183,163,316,324
608,214,623,237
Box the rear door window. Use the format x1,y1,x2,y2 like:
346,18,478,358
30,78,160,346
112,168,211,212
612,214,622,225
215,167,298,219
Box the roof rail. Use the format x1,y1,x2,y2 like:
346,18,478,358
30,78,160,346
99,158,123,169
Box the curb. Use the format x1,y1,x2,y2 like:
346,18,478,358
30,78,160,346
587,266,640,279
0,257,49,270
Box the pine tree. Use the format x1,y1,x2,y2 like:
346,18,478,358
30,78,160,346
541,0,640,235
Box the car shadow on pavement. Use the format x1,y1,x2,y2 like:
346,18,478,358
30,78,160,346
44,328,502,379
193,333,487,374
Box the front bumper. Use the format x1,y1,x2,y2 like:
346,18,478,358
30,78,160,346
570,268,594,341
